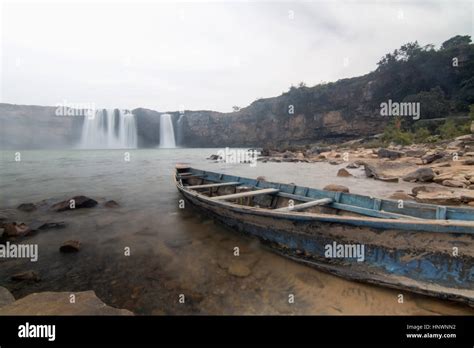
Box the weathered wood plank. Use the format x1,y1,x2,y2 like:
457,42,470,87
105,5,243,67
186,182,241,189
211,188,279,201
275,198,333,212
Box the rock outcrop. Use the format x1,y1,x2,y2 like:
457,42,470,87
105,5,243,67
0,290,133,315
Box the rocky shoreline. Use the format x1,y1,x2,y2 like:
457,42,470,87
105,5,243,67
0,195,132,315
248,134,474,206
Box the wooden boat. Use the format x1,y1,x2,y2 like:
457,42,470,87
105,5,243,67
174,165,474,306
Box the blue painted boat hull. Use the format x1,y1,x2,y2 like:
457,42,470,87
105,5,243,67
175,167,474,305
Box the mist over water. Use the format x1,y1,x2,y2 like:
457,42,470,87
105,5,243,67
159,114,176,148
80,109,137,149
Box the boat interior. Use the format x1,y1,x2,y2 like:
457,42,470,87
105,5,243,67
175,165,474,222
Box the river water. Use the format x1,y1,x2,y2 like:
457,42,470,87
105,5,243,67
0,149,472,315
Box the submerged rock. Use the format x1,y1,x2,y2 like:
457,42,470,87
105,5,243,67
11,271,41,282
60,240,81,253
227,263,251,278
105,200,120,208
207,154,221,160
29,221,66,231
0,290,133,315
17,203,37,212
51,196,98,212
323,184,349,193
0,287,15,307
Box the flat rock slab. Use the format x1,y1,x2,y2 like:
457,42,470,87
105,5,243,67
0,287,15,308
0,290,133,315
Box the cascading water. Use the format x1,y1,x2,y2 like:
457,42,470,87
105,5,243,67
80,109,137,149
159,113,176,148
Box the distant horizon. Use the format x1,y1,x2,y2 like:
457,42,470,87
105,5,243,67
1,0,472,112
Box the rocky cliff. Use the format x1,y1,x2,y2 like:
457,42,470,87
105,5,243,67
175,73,383,148
131,73,383,148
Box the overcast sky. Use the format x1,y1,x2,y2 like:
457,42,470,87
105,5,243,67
1,0,472,112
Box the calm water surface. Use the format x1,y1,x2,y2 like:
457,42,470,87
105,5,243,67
0,149,472,315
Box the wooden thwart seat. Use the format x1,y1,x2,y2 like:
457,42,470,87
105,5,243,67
177,173,207,179
211,188,279,201
186,182,241,189
275,198,333,212
277,192,420,220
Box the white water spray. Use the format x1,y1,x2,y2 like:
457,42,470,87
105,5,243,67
80,109,137,149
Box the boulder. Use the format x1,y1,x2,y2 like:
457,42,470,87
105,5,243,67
422,152,444,164
329,160,343,165
51,196,98,212
402,168,435,183
364,163,399,182
60,240,81,253
309,146,331,154
405,149,426,158
0,290,133,315
282,151,296,159
460,192,474,203
2,222,31,238
346,162,360,169
256,176,266,181
323,184,349,193
377,148,404,160
17,203,37,212
337,168,352,177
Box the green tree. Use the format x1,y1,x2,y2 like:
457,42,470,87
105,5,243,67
441,35,472,50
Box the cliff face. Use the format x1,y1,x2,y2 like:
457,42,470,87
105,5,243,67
177,73,383,147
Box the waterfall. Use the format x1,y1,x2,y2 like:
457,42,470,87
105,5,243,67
80,109,137,149
159,114,176,148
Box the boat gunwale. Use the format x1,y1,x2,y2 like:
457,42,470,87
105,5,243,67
174,168,474,234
